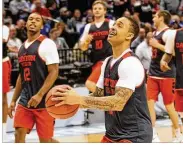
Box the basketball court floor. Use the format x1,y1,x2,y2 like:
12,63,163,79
4,87,183,143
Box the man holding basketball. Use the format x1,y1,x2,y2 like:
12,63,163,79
8,13,59,143
80,0,114,92
52,16,153,143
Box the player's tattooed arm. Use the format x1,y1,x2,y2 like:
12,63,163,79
80,87,104,108
80,87,133,111
89,87,104,97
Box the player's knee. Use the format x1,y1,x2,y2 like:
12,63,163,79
15,128,26,139
165,103,175,113
14,130,19,139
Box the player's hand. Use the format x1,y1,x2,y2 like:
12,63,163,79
85,34,93,44
51,85,72,95
160,60,171,72
8,101,16,118
52,88,81,106
27,94,43,108
149,38,159,48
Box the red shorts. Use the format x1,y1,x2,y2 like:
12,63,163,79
175,89,183,112
14,105,55,139
87,61,103,83
3,60,11,93
101,136,132,143
147,76,175,105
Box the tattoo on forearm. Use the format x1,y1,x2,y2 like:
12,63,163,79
81,87,133,111
80,87,104,108
92,87,104,97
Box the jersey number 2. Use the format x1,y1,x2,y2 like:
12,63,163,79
95,40,103,50
24,68,31,81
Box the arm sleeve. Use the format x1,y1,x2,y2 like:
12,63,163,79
162,29,175,43
164,30,176,55
116,57,145,91
96,57,111,89
38,38,59,65
79,24,90,43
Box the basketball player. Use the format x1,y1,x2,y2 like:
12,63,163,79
160,28,183,142
8,13,59,143
52,16,153,143
147,10,181,142
80,0,114,92
3,23,10,142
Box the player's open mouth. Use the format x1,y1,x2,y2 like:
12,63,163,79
108,30,117,37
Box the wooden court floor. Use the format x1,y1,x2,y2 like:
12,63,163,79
57,127,175,143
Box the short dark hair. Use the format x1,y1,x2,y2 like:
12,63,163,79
92,0,107,10
157,10,171,25
124,16,140,42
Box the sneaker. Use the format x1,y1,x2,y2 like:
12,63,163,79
152,134,161,142
172,135,183,143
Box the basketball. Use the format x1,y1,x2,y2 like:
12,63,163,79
45,85,79,119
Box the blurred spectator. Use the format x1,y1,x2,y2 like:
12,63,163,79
113,0,128,18
55,22,76,48
123,10,131,17
56,7,76,33
40,19,51,37
132,12,144,26
139,0,153,24
151,0,160,14
15,19,27,42
69,9,85,33
49,28,69,50
4,0,10,8
56,7,70,23
82,9,93,23
7,25,22,58
132,0,142,13
7,25,22,69
135,32,153,73
86,9,93,16
144,22,154,32
160,0,182,15
131,26,149,52
9,0,30,23
80,15,94,36
48,0,60,19
3,10,13,27
32,0,51,17
170,15,182,29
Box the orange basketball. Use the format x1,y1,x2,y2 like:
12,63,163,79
45,85,79,119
